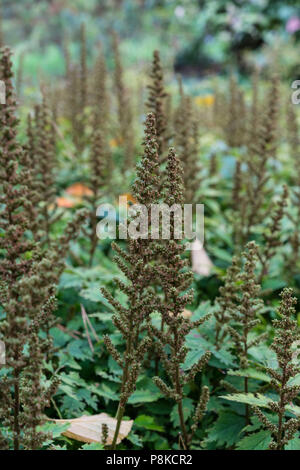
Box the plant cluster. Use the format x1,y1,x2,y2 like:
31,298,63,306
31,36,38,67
0,31,299,452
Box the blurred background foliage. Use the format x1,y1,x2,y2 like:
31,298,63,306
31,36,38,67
2,0,300,87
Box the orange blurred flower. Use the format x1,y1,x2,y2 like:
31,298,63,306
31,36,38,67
56,197,76,208
66,182,93,197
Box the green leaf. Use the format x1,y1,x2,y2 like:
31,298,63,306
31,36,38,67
77,389,98,410
248,344,277,368
209,246,233,263
95,369,122,383
289,373,300,386
262,278,287,291
129,379,162,404
154,437,169,450
285,437,300,450
205,411,245,447
170,398,194,428
127,432,143,448
67,340,91,361
61,396,85,416
82,442,104,450
50,327,71,348
59,272,84,290
135,415,164,432
183,347,207,370
79,286,113,308
236,430,272,450
227,368,271,383
220,393,300,417
220,393,271,408
212,347,236,367
38,421,70,440
192,301,214,321
128,387,162,404
95,383,119,401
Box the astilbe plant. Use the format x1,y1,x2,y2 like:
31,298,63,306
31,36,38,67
0,46,36,450
65,62,81,150
90,44,112,179
149,147,211,450
61,26,88,154
212,84,227,134
74,22,88,153
101,113,161,449
230,79,287,282
214,256,240,349
0,47,59,450
256,185,288,284
232,179,288,283
16,296,59,450
248,67,260,146
25,95,88,263
92,42,110,133
83,114,107,267
285,100,300,275
28,96,60,245
220,242,267,425
146,50,169,162
79,23,87,118
253,288,300,450
174,89,202,203
233,76,280,247
224,75,246,148
0,48,87,449
112,32,134,170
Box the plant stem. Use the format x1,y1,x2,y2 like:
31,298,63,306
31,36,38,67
174,329,189,449
13,379,20,450
111,403,125,450
177,399,188,449
244,377,250,426
111,324,133,449
88,208,98,267
276,365,287,450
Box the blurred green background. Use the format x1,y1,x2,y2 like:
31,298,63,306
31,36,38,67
2,0,300,85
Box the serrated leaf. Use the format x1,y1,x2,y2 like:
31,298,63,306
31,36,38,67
95,383,119,401
79,286,113,308
220,393,272,409
227,368,271,383
128,387,162,404
220,393,300,417
127,432,143,447
135,415,164,432
236,430,272,450
82,442,104,450
183,347,207,370
38,421,70,439
205,411,245,447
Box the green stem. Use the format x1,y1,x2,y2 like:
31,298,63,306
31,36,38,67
174,329,189,449
244,377,249,426
13,380,20,450
111,325,133,449
177,399,188,449
276,366,287,450
111,404,125,450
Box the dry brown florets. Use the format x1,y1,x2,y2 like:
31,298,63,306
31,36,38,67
253,288,300,450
